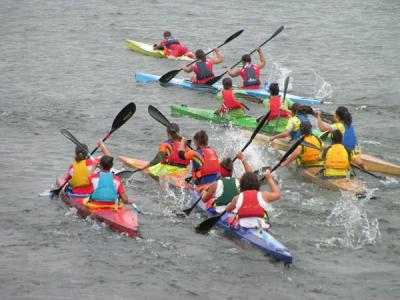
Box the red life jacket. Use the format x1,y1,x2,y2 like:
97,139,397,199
193,59,214,83
237,190,265,218
240,64,261,88
192,147,220,179
164,140,190,167
268,96,291,120
222,90,244,110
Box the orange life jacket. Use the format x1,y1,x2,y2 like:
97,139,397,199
192,147,220,180
164,140,190,167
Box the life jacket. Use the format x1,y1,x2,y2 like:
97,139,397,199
192,147,220,180
69,160,91,188
194,59,214,82
91,172,118,202
221,90,244,110
323,144,350,177
343,124,357,151
289,114,310,140
164,140,190,167
237,190,265,219
214,178,239,206
268,96,291,120
164,37,180,48
298,135,323,166
240,64,261,88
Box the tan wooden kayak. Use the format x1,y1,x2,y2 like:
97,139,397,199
241,130,400,176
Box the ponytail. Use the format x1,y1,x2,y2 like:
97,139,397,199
75,144,88,162
335,106,352,126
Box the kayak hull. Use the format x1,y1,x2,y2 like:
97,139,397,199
135,72,321,105
56,178,139,237
171,104,288,134
127,39,193,61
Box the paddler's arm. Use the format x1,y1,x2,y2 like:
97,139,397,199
119,191,133,205
88,160,99,177
227,67,241,77
98,140,111,156
225,195,239,212
153,42,164,50
256,47,266,69
183,65,194,73
281,146,301,167
201,183,217,203
270,130,290,142
316,111,333,132
261,170,280,202
235,151,252,172
210,48,223,64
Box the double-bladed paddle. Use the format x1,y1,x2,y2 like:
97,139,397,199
195,134,306,234
204,26,284,86
158,30,244,84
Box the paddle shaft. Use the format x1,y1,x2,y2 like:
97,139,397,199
272,76,290,135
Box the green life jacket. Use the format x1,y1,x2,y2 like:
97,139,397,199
215,178,239,206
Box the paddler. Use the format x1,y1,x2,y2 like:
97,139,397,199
225,170,280,229
88,141,134,204
227,47,266,90
178,130,221,186
316,106,366,170
320,130,351,178
146,123,190,177
215,78,246,117
201,151,252,211
182,48,223,84
270,103,311,142
153,31,194,59
281,122,324,168
262,82,291,122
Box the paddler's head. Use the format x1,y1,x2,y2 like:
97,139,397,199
220,157,233,178
291,103,301,115
335,106,352,126
222,77,233,90
195,49,206,62
99,155,114,171
331,130,343,144
163,31,172,38
167,123,180,140
75,144,88,162
269,82,279,96
240,172,260,191
241,54,251,66
299,121,312,136
193,130,208,148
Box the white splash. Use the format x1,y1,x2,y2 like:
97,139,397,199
311,69,333,100
267,62,293,91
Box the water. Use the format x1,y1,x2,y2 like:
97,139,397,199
1,0,399,299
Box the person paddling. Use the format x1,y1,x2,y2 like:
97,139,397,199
263,82,291,122
225,170,280,229
183,48,223,84
178,130,220,186
201,151,252,212
316,106,366,170
281,122,324,168
153,31,194,59
321,130,350,178
216,78,246,117
227,47,266,90
88,141,134,205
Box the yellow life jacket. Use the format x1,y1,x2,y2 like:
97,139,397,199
323,144,350,177
297,135,324,167
69,160,90,187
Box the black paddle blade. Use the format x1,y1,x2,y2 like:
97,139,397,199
271,135,305,172
111,102,136,133
148,105,172,128
223,29,244,45
262,26,284,46
195,213,224,234
115,170,135,179
50,187,62,198
204,73,225,86
283,76,290,101
182,196,203,216
159,69,181,84
60,129,87,152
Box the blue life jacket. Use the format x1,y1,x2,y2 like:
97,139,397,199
91,172,118,202
343,124,357,151
243,65,260,87
165,37,180,48
290,114,311,140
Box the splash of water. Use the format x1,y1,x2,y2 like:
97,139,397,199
311,69,333,100
267,61,293,91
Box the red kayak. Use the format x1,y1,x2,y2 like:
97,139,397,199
56,177,139,238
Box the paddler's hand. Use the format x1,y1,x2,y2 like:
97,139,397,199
125,199,134,205
264,169,273,181
256,47,261,53
315,111,321,119
235,151,244,161
270,136,276,142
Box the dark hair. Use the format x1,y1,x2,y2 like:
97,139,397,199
241,54,251,63
291,103,301,115
222,77,233,89
220,157,233,172
331,130,343,144
194,130,208,146
75,144,88,162
100,155,114,171
269,82,279,96
167,123,180,140
195,49,206,61
335,106,352,126
300,121,312,135
163,31,171,38
240,172,260,191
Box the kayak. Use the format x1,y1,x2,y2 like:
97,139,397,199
55,178,139,237
171,104,288,134
242,131,400,177
127,39,193,61
135,72,322,105
117,156,292,263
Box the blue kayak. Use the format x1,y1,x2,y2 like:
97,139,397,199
135,72,321,105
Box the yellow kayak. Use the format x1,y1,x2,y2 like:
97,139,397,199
126,39,193,61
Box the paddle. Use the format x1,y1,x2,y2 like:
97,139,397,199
158,30,244,84
204,26,284,86
352,163,386,180
235,93,264,104
195,135,305,234
272,76,290,135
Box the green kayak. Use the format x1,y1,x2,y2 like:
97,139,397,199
170,104,288,134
